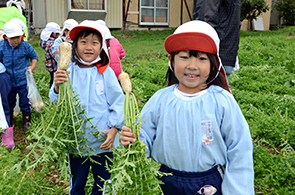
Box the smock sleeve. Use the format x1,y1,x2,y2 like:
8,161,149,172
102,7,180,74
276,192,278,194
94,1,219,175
219,93,254,195
103,67,125,129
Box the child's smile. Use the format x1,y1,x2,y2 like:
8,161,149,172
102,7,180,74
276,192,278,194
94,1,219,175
171,51,210,94
77,34,101,62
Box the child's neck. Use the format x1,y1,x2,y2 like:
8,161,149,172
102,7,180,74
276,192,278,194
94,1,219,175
78,64,96,68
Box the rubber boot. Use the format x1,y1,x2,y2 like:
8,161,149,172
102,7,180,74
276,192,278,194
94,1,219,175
23,113,31,133
1,125,15,150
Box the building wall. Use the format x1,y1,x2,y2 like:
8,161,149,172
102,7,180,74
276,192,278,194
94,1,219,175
124,0,193,29
33,0,122,32
169,0,193,28
46,0,67,27
105,0,123,28
240,0,272,31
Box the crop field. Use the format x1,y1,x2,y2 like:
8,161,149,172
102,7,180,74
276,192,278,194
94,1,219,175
0,26,295,194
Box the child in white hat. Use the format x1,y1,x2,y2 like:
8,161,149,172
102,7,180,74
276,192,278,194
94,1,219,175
51,19,78,69
49,20,124,195
120,20,254,195
0,20,38,134
39,22,61,88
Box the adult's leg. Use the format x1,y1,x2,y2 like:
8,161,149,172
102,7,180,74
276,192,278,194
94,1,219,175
216,0,241,76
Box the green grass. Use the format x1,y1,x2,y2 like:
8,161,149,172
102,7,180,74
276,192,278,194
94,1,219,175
1,26,295,194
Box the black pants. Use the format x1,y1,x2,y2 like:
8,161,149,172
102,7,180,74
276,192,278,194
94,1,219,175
68,152,113,195
159,165,223,195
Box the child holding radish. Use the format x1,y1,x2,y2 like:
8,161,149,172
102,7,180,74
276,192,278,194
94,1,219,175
120,20,254,195
49,20,124,195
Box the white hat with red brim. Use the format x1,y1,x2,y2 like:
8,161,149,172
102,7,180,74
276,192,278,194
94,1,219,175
164,20,230,92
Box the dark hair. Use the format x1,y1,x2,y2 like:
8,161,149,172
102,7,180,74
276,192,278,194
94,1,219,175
71,29,108,67
166,50,227,90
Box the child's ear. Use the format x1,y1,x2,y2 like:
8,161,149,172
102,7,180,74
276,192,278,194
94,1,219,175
168,54,172,61
3,35,7,40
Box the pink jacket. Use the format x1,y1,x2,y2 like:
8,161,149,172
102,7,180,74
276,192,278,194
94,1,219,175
106,38,126,80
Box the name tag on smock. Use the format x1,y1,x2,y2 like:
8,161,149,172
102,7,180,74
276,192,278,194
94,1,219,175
95,80,104,95
201,120,213,144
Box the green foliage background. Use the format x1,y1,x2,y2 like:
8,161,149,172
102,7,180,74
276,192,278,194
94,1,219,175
1,26,295,194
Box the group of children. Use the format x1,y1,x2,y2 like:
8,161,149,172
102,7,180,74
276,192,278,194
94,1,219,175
1,14,254,195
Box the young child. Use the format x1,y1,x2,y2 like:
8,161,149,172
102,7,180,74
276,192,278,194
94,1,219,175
120,20,254,195
40,22,61,88
49,20,124,195
52,19,78,69
98,21,126,80
0,62,14,150
0,20,38,133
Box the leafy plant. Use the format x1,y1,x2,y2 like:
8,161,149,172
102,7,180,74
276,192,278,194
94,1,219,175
241,0,269,22
275,0,295,26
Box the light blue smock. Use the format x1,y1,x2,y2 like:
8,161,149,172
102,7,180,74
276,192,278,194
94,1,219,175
139,84,254,194
49,63,124,156
51,37,63,68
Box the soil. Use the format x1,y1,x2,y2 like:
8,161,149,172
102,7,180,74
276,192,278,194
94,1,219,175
11,116,69,192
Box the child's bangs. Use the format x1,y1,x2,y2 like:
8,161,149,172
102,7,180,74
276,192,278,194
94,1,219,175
78,29,102,41
176,50,209,57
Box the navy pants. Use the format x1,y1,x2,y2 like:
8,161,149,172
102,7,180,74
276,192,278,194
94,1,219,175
0,72,12,126
159,165,223,195
69,152,113,195
49,71,54,89
8,84,31,116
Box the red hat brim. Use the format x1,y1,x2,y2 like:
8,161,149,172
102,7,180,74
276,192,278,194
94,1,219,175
69,25,103,41
164,32,218,56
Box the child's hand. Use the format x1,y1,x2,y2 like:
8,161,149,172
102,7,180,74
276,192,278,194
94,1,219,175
120,126,136,146
27,66,34,72
53,70,69,93
100,127,119,150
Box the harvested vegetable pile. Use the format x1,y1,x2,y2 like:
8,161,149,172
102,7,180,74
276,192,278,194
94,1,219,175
102,72,167,195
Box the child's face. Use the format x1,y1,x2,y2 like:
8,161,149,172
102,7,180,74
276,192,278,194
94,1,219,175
6,36,22,47
170,51,210,94
77,33,101,63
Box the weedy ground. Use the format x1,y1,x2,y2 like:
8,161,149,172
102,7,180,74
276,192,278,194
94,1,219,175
1,26,295,194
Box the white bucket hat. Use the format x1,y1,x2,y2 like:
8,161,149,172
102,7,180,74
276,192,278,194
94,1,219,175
102,25,114,40
95,20,113,40
164,20,230,92
96,19,106,26
62,19,78,33
6,0,25,14
9,18,25,32
3,20,23,38
40,22,61,41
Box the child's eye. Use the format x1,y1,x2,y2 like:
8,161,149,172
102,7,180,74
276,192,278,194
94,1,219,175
180,56,189,59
